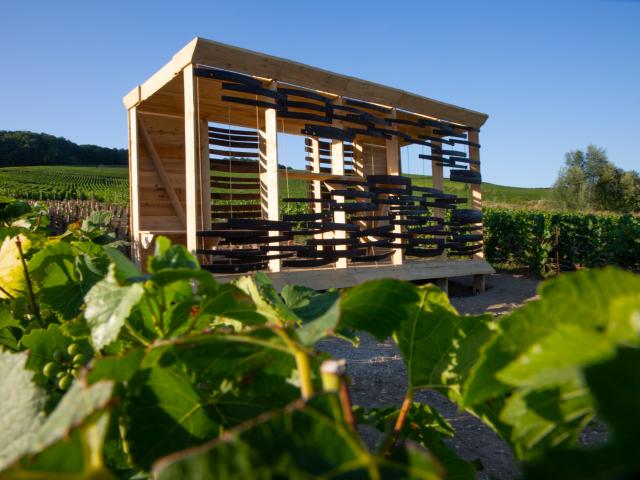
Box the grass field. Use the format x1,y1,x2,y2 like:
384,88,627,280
0,165,549,208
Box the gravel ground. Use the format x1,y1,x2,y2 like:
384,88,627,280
316,273,564,479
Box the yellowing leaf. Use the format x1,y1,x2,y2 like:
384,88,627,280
0,234,30,299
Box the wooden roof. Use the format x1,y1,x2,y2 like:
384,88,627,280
124,37,488,128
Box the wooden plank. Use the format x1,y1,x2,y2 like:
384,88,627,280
213,259,495,291
141,216,185,230
260,82,281,272
138,171,186,185
138,118,187,227
386,109,403,266
468,129,483,260
183,64,199,253
128,107,141,265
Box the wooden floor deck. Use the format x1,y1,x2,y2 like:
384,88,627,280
214,258,495,291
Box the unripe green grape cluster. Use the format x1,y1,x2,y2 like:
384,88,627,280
42,343,87,391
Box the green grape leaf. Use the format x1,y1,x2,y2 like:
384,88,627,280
28,241,104,320
280,284,317,309
296,292,340,346
4,413,116,480
32,380,114,452
0,351,46,471
524,347,640,479
496,324,615,389
152,394,443,480
198,283,267,330
339,279,419,340
464,268,640,407
234,274,299,326
104,246,141,283
87,348,144,384
499,378,594,460
394,284,494,394
148,236,199,273
84,264,144,349
125,364,221,469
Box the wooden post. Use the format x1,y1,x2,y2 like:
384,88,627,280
473,274,485,294
431,131,447,261
331,138,347,269
183,64,199,254
199,119,211,231
468,129,483,258
260,83,281,272
198,119,213,252
128,106,141,265
386,109,403,265
310,138,322,215
331,100,347,269
469,129,485,293
310,138,324,247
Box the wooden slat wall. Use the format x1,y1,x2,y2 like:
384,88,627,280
137,114,187,232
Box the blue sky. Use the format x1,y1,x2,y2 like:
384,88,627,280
0,0,638,187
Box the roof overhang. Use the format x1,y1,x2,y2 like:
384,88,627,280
123,37,488,128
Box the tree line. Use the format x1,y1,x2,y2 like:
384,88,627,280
0,131,127,167
551,145,640,213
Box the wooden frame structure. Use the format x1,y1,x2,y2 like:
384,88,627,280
123,37,494,291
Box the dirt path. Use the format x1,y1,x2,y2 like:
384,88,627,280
317,273,541,480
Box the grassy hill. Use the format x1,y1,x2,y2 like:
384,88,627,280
0,165,548,208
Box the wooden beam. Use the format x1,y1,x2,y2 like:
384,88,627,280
138,118,187,227
183,64,199,253
128,107,141,266
468,129,483,260
123,38,198,109
190,38,488,128
260,82,281,272
386,109,403,266
278,171,356,182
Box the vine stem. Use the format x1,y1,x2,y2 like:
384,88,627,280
383,387,414,456
143,286,164,338
294,350,314,400
0,284,15,300
15,236,43,329
124,320,150,347
321,360,356,431
275,328,314,400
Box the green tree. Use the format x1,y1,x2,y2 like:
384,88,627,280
551,145,639,213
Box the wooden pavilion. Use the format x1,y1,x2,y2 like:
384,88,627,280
123,37,494,291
